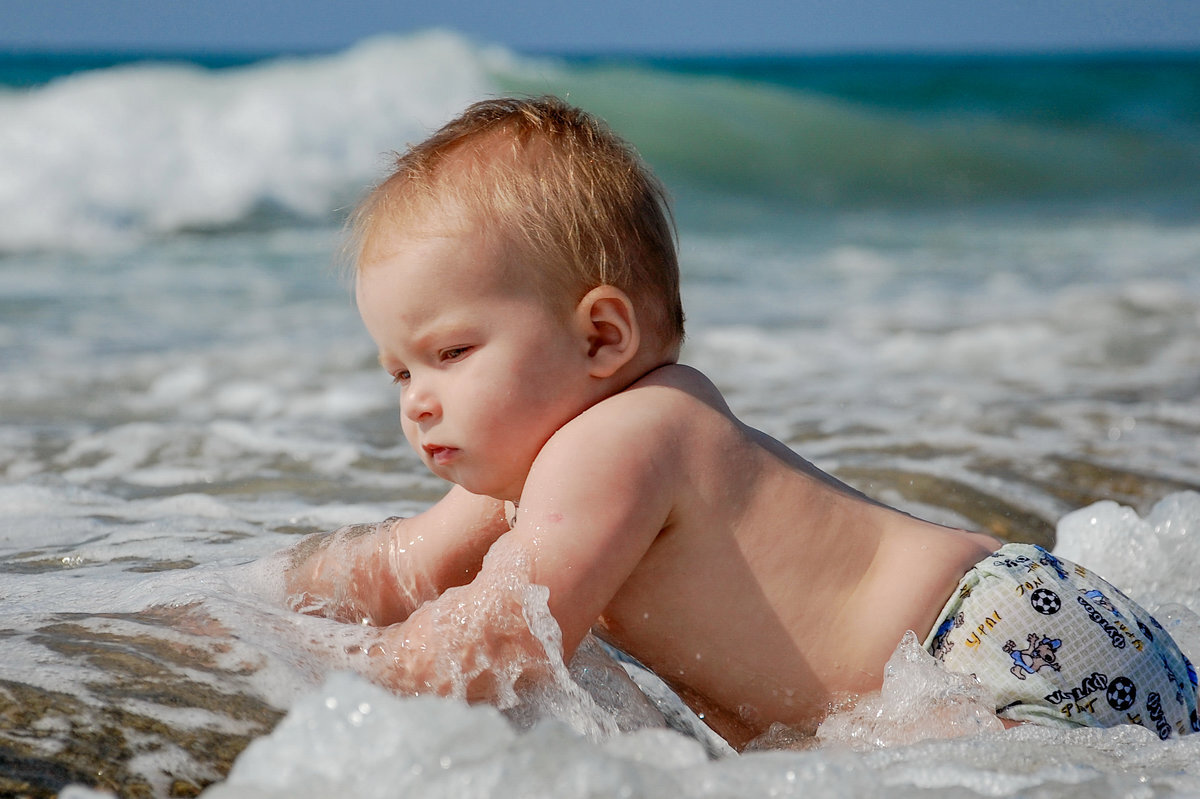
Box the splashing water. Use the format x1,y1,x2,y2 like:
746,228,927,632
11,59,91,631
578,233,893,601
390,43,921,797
216,492,1200,799
4,34,1200,799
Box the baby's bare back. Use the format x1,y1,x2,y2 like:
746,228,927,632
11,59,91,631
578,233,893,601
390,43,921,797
594,366,998,747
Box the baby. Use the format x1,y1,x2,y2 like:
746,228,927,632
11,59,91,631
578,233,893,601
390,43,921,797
285,96,1199,747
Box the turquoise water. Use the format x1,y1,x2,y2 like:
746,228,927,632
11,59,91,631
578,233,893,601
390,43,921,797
3,41,1199,247
2,31,1200,797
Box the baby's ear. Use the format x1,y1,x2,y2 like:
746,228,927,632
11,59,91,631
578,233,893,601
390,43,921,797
575,285,640,378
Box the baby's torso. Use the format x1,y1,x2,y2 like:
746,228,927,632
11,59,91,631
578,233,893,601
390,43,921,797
593,366,998,746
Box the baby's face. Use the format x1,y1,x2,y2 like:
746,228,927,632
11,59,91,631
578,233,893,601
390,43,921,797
356,224,595,502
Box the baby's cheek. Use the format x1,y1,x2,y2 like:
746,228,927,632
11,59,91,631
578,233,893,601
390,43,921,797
399,420,420,450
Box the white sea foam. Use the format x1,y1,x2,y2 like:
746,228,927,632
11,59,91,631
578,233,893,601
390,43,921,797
0,31,499,250
1055,492,1200,642
813,632,1005,750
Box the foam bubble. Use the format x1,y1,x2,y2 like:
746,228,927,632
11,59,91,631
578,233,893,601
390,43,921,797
204,671,707,799
1054,492,1200,615
814,632,1003,750
219,672,515,796
59,787,117,799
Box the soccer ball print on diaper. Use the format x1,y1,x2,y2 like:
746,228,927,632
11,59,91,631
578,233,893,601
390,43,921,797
1029,587,1062,615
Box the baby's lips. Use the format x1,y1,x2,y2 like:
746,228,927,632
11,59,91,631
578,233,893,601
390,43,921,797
423,444,458,465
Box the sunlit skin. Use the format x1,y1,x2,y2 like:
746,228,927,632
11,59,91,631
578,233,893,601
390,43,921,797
287,212,1001,749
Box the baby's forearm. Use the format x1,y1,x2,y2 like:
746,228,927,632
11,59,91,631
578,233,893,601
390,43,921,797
283,490,530,700
284,518,434,626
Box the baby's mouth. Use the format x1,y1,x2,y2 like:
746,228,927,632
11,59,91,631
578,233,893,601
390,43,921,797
423,444,457,466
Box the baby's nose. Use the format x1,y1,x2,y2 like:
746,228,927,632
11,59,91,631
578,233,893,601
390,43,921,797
402,381,439,421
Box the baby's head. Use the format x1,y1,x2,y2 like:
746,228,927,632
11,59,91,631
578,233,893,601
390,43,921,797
349,96,684,359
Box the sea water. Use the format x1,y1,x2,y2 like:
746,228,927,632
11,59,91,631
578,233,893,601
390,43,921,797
2,31,1200,797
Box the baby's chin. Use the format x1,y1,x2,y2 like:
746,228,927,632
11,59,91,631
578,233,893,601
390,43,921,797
440,468,525,505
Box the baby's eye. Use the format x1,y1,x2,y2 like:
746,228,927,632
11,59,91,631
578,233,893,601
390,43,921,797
440,346,471,362
390,369,410,385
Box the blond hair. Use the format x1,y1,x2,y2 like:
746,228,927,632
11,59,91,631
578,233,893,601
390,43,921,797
348,96,684,349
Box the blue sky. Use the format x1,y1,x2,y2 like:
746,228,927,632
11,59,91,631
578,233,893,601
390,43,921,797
3,0,1200,54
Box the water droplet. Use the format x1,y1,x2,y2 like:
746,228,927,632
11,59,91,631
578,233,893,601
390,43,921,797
357,702,371,715
439,755,452,769
324,696,338,710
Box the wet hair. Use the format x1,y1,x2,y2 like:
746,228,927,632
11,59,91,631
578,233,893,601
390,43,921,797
348,96,684,350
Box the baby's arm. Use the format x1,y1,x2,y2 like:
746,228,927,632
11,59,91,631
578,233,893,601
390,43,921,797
284,484,509,626
354,403,677,699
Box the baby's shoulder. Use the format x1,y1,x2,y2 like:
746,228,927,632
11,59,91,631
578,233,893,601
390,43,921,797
541,365,737,477
525,364,760,534
582,364,730,432
520,368,712,523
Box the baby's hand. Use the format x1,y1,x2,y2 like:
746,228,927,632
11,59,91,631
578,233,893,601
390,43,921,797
347,572,557,707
